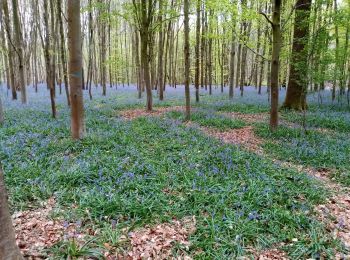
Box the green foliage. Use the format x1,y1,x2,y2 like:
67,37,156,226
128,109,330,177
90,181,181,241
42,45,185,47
166,110,246,130
0,91,344,258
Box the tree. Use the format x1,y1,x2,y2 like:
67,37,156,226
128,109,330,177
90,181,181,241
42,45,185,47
282,0,312,110
68,0,85,139
11,0,26,104
43,0,56,118
1,0,17,100
0,166,23,259
57,0,70,106
184,0,191,120
194,0,201,102
132,0,156,111
261,0,281,131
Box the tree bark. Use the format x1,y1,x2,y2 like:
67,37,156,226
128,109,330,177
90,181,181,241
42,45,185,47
282,0,312,110
11,0,27,104
0,166,23,260
269,0,281,131
184,0,191,120
2,0,17,100
68,0,85,139
57,0,70,106
194,0,201,102
229,28,236,99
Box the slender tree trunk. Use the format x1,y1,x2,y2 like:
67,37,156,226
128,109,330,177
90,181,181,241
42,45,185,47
229,28,236,99
2,0,17,100
68,0,85,139
12,0,26,104
269,0,281,131
57,0,70,106
184,0,191,120
194,0,201,102
0,166,23,260
157,0,164,101
43,0,56,118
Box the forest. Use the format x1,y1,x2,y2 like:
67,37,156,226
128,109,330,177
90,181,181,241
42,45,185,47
0,0,350,259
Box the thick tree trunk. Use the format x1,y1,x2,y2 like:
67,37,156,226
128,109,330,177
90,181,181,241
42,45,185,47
68,0,85,139
270,0,281,131
282,0,312,110
0,166,23,260
184,0,191,120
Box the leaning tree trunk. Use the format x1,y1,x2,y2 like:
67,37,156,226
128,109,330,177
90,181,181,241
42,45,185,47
0,166,23,259
282,0,312,110
68,0,85,139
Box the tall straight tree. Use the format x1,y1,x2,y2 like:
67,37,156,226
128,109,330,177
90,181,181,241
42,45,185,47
282,0,312,110
57,0,70,106
11,0,26,104
0,166,23,259
194,0,201,102
184,0,191,120
43,0,57,118
1,1,17,100
68,0,85,139
261,0,281,131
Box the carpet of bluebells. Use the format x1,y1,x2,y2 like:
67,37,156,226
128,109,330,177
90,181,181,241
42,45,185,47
1,83,349,258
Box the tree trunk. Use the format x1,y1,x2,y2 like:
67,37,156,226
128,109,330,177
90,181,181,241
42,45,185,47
184,0,191,120
229,28,235,99
43,0,57,118
2,0,17,100
68,0,85,139
194,0,201,102
282,0,312,110
57,0,70,106
269,0,281,131
12,0,27,104
0,166,23,260
157,0,164,101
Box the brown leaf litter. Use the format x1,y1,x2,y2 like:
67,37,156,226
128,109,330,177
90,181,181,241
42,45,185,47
119,106,184,120
256,249,289,260
12,197,64,258
201,126,264,154
223,112,269,124
316,194,350,250
13,197,88,259
116,216,196,260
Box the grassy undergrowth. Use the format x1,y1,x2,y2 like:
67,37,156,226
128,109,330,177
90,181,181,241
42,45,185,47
254,124,350,186
0,87,347,258
166,110,246,131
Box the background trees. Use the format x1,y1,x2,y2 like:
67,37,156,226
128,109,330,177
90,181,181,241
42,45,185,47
0,0,349,129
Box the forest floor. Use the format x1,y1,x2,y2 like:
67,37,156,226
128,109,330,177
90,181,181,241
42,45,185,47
1,84,350,259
